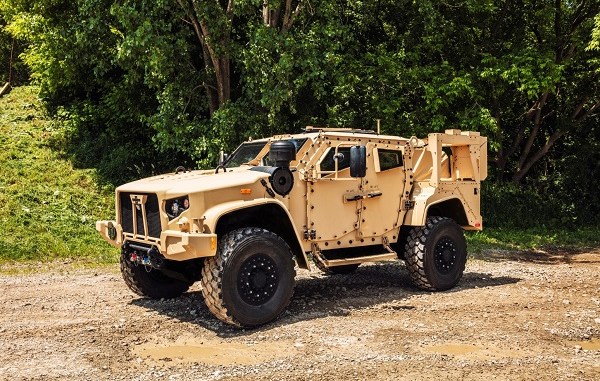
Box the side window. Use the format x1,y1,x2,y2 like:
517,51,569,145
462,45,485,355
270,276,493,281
320,147,351,173
377,149,403,171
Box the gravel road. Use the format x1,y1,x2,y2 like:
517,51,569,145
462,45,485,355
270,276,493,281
1,248,599,380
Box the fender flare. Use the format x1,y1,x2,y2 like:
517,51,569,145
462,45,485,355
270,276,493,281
404,193,475,228
202,199,310,268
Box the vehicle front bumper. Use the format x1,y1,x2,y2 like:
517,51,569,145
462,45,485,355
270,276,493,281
96,220,217,261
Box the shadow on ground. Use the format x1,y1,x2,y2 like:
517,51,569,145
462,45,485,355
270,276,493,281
472,247,600,265
129,262,520,337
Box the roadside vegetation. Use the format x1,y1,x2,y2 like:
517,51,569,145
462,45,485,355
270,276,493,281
1,1,599,265
1,86,598,266
467,227,600,255
0,87,596,268
0,86,118,265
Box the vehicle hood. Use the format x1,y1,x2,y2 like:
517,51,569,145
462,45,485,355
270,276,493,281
115,167,269,197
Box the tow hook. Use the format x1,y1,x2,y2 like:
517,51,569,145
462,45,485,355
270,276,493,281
123,243,165,269
129,252,152,267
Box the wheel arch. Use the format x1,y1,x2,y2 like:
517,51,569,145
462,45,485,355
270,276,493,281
425,197,469,227
205,200,309,269
404,195,470,228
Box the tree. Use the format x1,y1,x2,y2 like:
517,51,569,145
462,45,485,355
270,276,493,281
480,0,600,183
0,5,27,86
176,0,233,114
3,0,599,192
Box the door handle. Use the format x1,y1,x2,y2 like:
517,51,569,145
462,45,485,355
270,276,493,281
344,191,383,202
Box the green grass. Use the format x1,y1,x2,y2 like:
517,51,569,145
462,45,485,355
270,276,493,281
0,86,119,265
467,226,600,254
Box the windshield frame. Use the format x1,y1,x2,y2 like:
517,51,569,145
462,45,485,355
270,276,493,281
224,138,308,167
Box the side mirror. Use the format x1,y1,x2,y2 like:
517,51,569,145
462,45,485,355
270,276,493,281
350,146,366,178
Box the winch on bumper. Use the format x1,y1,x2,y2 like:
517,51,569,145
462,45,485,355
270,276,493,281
96,220,217,261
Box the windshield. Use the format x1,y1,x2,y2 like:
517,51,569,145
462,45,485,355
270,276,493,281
224,142,267,167
224,138,308,167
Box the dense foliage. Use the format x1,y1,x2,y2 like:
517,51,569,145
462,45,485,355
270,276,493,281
1,0,599,227
0,7,25,84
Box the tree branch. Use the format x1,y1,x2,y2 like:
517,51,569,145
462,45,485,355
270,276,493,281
283,1,303,32
226,0,234,21
575,99,600,121
8,37,15,86
263,0,270,25
499,92,547,170
177,0,220,113
571,96,589,119
569,0,589,36
512,130,565,183
554,0,563,61
518,92,549,170
282,0,293,31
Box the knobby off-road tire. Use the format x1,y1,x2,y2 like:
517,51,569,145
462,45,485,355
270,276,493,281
201,227,296,327
313,258,360,275
120,254,193,299
404,216,467,291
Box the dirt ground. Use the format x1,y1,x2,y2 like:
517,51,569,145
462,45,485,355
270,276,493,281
1,248,599,381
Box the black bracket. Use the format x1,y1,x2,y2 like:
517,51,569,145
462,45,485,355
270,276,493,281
260,179,276,197
303,229,317,240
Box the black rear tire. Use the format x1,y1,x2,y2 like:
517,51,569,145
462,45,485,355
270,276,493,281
120,253,193,299
201,227,296,327
404,216,467,291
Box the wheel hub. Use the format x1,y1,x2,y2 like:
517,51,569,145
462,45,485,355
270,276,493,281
434,237,457,275
238,254,279,305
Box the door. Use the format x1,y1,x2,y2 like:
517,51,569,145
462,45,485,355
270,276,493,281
358,145,405,239
307,144,362,243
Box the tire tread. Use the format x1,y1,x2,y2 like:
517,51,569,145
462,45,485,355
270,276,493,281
120,255,191,299
404,216,464,291
201,227,295,327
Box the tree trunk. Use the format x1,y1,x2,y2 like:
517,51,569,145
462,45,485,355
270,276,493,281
516,91,549,172
511,130,564,183
178,0,233,115
263,0,303,32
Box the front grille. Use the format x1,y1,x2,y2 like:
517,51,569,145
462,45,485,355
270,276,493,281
119,192,161,239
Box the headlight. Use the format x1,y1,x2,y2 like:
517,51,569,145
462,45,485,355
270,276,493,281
165,196,189,219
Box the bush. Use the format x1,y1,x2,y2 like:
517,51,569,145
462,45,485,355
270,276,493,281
482,182,584,229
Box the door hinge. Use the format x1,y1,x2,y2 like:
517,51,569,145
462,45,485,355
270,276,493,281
403,200,415,210
303,229,316,240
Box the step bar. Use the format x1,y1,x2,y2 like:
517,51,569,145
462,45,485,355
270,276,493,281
321,253,398,267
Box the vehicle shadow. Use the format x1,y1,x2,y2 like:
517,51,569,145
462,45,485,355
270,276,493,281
129,261,520,337
471,247,600,265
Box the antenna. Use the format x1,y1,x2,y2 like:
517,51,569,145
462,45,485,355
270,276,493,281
376,119,381,135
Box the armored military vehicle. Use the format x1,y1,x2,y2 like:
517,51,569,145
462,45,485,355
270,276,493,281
97,127,487,327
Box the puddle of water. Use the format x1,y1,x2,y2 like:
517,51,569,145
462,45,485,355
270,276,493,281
134,337,296,365
572,338,600,351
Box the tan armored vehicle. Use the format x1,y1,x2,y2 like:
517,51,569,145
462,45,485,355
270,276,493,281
97,127,487,327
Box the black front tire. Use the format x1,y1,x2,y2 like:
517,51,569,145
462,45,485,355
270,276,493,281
120,253,193,299
201,227,296,327
404,216,467,291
